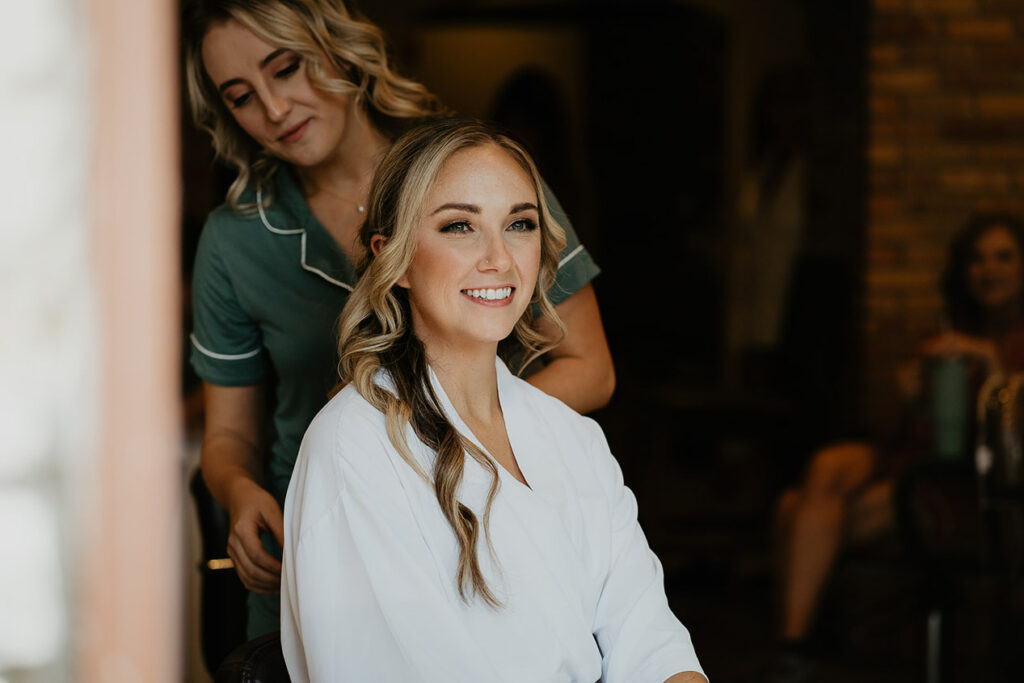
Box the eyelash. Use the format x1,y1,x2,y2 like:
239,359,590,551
228,57,302,109
276,58,302,79
509,218,537,232
230,93,252,109
972,251,1015,264
440,221,471,233
438,218,538,234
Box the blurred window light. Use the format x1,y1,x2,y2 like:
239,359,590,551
0,0,92,680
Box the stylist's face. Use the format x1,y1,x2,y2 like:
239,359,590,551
398,143,542,354
967,225,1023,312
201,19,352,169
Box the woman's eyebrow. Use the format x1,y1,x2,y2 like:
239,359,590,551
217,48,290,93
260,48,289,68
431,203,479,215
218,78,244,94
429,201,538,215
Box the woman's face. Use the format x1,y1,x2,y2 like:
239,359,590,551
398,143,542,354
201,19,352,169
967,225,1023,312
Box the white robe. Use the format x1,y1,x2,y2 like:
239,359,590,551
281,358,705,682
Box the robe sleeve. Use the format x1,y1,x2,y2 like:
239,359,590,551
280,409,506,683
586,422,706,683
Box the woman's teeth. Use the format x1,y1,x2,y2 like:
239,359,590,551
465,287,512,301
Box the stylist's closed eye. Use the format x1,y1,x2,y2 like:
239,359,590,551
275,56,302,79
230,92,252,109
229,57,301,108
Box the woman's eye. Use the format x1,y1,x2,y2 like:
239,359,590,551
276,58,302,79
995,249,1017,264
440,221,471,234
229,92,253,109
508,218,537,232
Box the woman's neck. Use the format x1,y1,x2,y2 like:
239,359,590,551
294,104,390,196
427,344,502,425
293,104,390,258
980,300,1023,336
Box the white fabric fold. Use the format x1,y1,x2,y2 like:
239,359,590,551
282,358,704,682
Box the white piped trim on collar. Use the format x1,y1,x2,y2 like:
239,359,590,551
558,244,584,269
191,333,262,361
256,186,355,292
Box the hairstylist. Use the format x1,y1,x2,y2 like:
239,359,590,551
182,0,614,638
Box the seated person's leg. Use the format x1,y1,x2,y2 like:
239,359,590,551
779,442,877,641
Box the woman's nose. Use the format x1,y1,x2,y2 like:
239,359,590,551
261,88,291,123
480,235,513,271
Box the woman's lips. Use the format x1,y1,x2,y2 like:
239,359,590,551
460,286,515,306
279,119,310,143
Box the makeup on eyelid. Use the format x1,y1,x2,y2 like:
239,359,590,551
437,217,537,235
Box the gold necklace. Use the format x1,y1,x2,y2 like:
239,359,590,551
312,184,367,214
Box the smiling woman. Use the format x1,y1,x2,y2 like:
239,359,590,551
281,118,706,683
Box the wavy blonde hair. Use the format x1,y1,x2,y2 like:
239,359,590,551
182,0,442,210
337,118,567,606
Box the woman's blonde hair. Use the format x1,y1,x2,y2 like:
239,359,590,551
182,0,442,210
337,117,566,606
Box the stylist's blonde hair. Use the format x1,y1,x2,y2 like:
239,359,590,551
337,117,566,606
182,0,442,210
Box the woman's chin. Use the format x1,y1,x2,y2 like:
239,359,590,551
978,294,1016,314
415,326,519,356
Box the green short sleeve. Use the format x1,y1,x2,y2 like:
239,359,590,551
189,214,270,386
541,181,601,307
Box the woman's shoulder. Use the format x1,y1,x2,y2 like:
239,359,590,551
302,384,388,462
501,364,604,443
202,189,264,232
196,203,265,263
200,170,296,238
288,383,412,529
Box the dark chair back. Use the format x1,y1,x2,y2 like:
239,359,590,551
190,468,249,674
215,632,290,683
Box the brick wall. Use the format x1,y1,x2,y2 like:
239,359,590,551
865,0,1024,431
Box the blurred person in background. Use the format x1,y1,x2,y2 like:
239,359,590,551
182,0,614,639
769,213,1024,681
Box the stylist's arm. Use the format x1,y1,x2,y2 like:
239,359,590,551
529,283,615,413
201,382,284,593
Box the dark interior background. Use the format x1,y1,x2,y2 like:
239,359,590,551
181,1,928,679
183,0,866,527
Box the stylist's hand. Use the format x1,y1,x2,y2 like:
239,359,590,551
226,478,284,593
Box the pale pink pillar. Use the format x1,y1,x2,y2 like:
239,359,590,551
82,0,182,680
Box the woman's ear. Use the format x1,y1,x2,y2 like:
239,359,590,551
372,233,411,288
370,233,387,256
